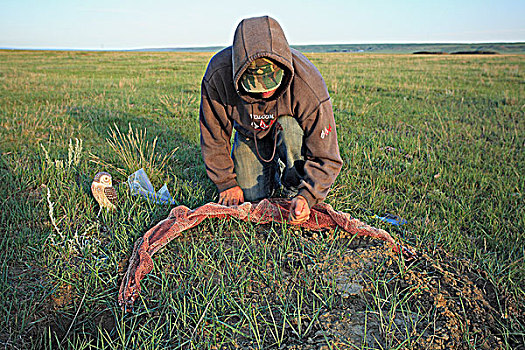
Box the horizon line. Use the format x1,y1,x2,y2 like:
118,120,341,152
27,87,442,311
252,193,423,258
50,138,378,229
1,41,524,52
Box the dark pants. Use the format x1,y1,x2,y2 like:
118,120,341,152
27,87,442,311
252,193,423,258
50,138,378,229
232,116,305,201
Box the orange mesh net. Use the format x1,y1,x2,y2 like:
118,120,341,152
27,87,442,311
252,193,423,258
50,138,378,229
118,198,415,310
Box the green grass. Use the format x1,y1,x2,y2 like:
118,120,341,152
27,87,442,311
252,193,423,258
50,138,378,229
0,50,523,349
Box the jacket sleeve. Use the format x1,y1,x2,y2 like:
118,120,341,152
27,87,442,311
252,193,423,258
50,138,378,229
199,80,238,192
297,98,343,208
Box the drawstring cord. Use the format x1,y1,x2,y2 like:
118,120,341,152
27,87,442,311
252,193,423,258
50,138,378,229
253,122,282,163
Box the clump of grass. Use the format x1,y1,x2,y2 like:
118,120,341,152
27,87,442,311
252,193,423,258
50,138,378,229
159,93,198,118
39,138,104,255
90,123,178,184
40,138,83,170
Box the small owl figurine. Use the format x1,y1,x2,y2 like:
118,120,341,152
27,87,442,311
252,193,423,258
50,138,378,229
91,171,117,211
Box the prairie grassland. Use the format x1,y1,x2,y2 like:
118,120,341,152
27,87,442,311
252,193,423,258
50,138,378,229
0,50,523,349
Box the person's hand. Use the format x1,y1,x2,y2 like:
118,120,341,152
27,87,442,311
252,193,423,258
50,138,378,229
289,195,310,224
218,186,244,206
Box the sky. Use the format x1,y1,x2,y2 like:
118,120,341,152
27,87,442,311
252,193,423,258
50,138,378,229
1,0,524,50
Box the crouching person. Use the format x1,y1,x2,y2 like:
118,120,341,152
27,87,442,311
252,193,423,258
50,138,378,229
199,16,342,224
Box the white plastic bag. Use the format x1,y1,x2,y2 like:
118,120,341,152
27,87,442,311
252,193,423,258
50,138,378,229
127,168,176,205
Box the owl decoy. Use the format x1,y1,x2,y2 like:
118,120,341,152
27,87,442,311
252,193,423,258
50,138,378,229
91,171,117,213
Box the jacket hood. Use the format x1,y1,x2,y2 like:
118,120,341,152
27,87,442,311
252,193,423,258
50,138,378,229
232,16,294,102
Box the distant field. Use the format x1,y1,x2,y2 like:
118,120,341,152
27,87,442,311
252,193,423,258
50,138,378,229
293,42,525,54
0,50,523,349
129,42,525,54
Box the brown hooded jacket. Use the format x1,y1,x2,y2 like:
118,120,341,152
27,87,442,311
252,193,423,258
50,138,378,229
199,16,343,207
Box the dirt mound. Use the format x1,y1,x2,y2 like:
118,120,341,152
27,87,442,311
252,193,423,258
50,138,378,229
189,224,516,349
229,225,516,349
309,238,507,349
